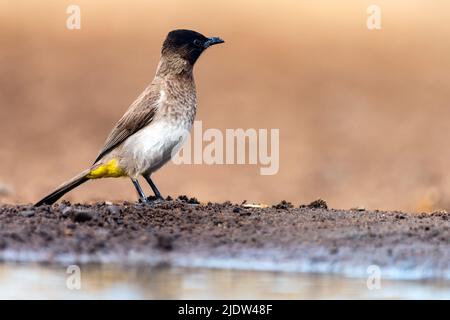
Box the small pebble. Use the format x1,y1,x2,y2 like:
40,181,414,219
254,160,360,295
107,205,121,216
72,210,94,222
61,206,73,217
20,210,35,217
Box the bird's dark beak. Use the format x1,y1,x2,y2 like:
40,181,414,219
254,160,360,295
204,37,224,48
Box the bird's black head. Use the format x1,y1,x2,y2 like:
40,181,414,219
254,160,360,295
162,29,224,65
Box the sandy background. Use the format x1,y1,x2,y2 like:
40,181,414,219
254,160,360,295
1,0,450,212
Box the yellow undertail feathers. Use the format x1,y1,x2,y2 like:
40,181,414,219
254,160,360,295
86,159,126,179
34,159,125,206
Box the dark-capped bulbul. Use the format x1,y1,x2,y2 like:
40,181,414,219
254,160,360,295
35,29,224,206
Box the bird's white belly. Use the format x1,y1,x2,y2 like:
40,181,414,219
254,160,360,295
121,120,191,176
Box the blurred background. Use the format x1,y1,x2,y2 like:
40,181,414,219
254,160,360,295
1,0,450,212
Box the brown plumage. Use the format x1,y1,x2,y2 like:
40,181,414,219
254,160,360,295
35,30,224,206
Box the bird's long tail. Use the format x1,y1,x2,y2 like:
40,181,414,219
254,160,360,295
35,169,90,206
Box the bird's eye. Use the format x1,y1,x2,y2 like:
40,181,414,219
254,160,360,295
193,39,203,48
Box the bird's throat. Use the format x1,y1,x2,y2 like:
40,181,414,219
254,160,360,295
156,54,193,76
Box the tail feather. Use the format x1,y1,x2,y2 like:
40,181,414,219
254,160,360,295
35,169,90,206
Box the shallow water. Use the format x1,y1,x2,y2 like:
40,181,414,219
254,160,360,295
0,263,448,299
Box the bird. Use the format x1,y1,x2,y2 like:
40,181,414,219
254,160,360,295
35,29,224,206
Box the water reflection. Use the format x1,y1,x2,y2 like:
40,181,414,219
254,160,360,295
0,263,448,299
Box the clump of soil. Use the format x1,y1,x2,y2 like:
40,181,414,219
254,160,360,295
177,195,200,204
273,200,294,209
301,198,328,209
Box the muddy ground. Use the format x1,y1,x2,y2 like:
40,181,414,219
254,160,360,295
0,197,448,280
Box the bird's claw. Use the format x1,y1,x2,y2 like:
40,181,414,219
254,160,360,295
138,196,165,205
138,197,149,204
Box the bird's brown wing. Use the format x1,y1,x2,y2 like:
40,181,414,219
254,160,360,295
93,86,159,164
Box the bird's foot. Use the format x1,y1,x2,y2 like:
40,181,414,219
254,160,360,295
139,196,166,205
138,197,149,204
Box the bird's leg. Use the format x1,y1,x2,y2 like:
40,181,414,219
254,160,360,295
143,174,164,200
131,178,148,203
